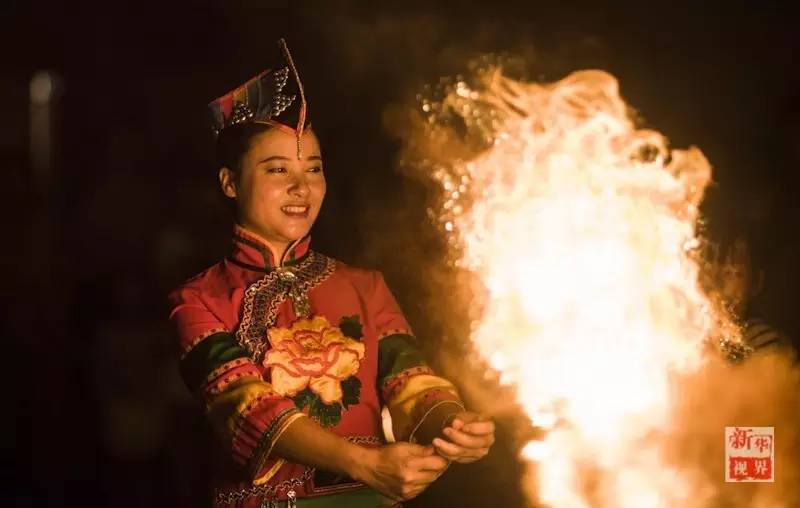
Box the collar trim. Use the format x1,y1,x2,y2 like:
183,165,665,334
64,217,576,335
231,225,311,271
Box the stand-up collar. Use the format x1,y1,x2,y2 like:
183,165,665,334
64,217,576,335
228,225,311,272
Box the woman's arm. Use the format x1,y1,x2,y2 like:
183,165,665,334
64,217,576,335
272,416,449,501
170,286,303,485
368,272,466,443
368,272,495,463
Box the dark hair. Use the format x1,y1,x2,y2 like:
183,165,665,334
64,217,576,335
215,122,274,173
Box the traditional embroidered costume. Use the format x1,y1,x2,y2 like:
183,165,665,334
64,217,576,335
169,40,464,507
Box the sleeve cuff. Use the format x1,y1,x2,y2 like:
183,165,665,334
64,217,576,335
226,392,299,468
408,396,465,444
385,371,463,442
249,410,307,482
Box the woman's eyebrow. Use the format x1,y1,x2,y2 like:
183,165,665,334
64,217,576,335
258,155,290,163
258,155,322,163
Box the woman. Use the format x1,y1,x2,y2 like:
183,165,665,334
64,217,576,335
169,39,495,507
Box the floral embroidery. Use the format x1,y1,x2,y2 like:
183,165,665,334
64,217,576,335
338,315,364,340
264,316,365,426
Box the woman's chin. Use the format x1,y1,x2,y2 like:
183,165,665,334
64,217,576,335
282,227,312,242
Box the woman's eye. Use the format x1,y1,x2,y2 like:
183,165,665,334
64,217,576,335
267,167,287,174
308,166,323,173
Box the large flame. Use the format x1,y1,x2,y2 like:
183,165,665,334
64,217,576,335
411,68,743,507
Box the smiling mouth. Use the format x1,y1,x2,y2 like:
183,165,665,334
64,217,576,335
281,205,310,217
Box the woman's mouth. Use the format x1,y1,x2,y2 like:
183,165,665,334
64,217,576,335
281,205,310,218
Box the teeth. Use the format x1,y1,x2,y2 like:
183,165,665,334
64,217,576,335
282,206,308,214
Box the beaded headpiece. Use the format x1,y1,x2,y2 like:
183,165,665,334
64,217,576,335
208,39,308,154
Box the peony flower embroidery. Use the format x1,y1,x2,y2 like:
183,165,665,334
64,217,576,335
264,316,365,405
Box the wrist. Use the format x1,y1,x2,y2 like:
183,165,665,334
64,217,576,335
341,442,375,481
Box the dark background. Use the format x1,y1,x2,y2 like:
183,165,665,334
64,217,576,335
3,1,799,506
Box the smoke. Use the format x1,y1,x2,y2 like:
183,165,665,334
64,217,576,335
293,4,800,505
390,58,800,507
666,350,800,507
306,3,560,363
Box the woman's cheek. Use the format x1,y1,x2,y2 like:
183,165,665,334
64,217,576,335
314,179,327,202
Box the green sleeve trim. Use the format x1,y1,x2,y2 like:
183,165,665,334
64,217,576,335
180,332,250,392
378,333,428,383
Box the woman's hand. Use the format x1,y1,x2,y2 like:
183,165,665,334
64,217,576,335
432,411,495,464
349,442,449,501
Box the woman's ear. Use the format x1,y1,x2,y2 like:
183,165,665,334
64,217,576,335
219,167,238,198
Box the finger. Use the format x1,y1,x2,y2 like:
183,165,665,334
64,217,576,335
443,426,493,449
461,420,495,435
404,468,442,487
433,438,487,463
433,437,480,458
402,442,435,457
433,437,488,457
451,412,480,429
401,483,429,501
450,448,490,464
409,453,450,472
432,437,462,458
432,447,458,462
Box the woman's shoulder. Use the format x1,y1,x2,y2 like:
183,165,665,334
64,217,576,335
168,260,231,304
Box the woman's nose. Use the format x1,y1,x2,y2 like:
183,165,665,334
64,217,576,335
288,173,310,196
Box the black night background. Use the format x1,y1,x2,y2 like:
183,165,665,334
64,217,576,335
3,1,799,506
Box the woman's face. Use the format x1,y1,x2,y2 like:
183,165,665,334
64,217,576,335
220,128,326,253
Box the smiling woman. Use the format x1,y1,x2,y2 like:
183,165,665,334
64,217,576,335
217,125,326,261
167,39,495,508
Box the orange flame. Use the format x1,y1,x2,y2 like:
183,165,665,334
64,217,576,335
413,67,744,506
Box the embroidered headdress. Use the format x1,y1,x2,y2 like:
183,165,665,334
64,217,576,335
208,38,308,154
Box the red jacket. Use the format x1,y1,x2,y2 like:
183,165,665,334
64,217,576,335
169,226,463,506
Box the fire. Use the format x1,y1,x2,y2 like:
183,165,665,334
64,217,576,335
410,68,742,506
